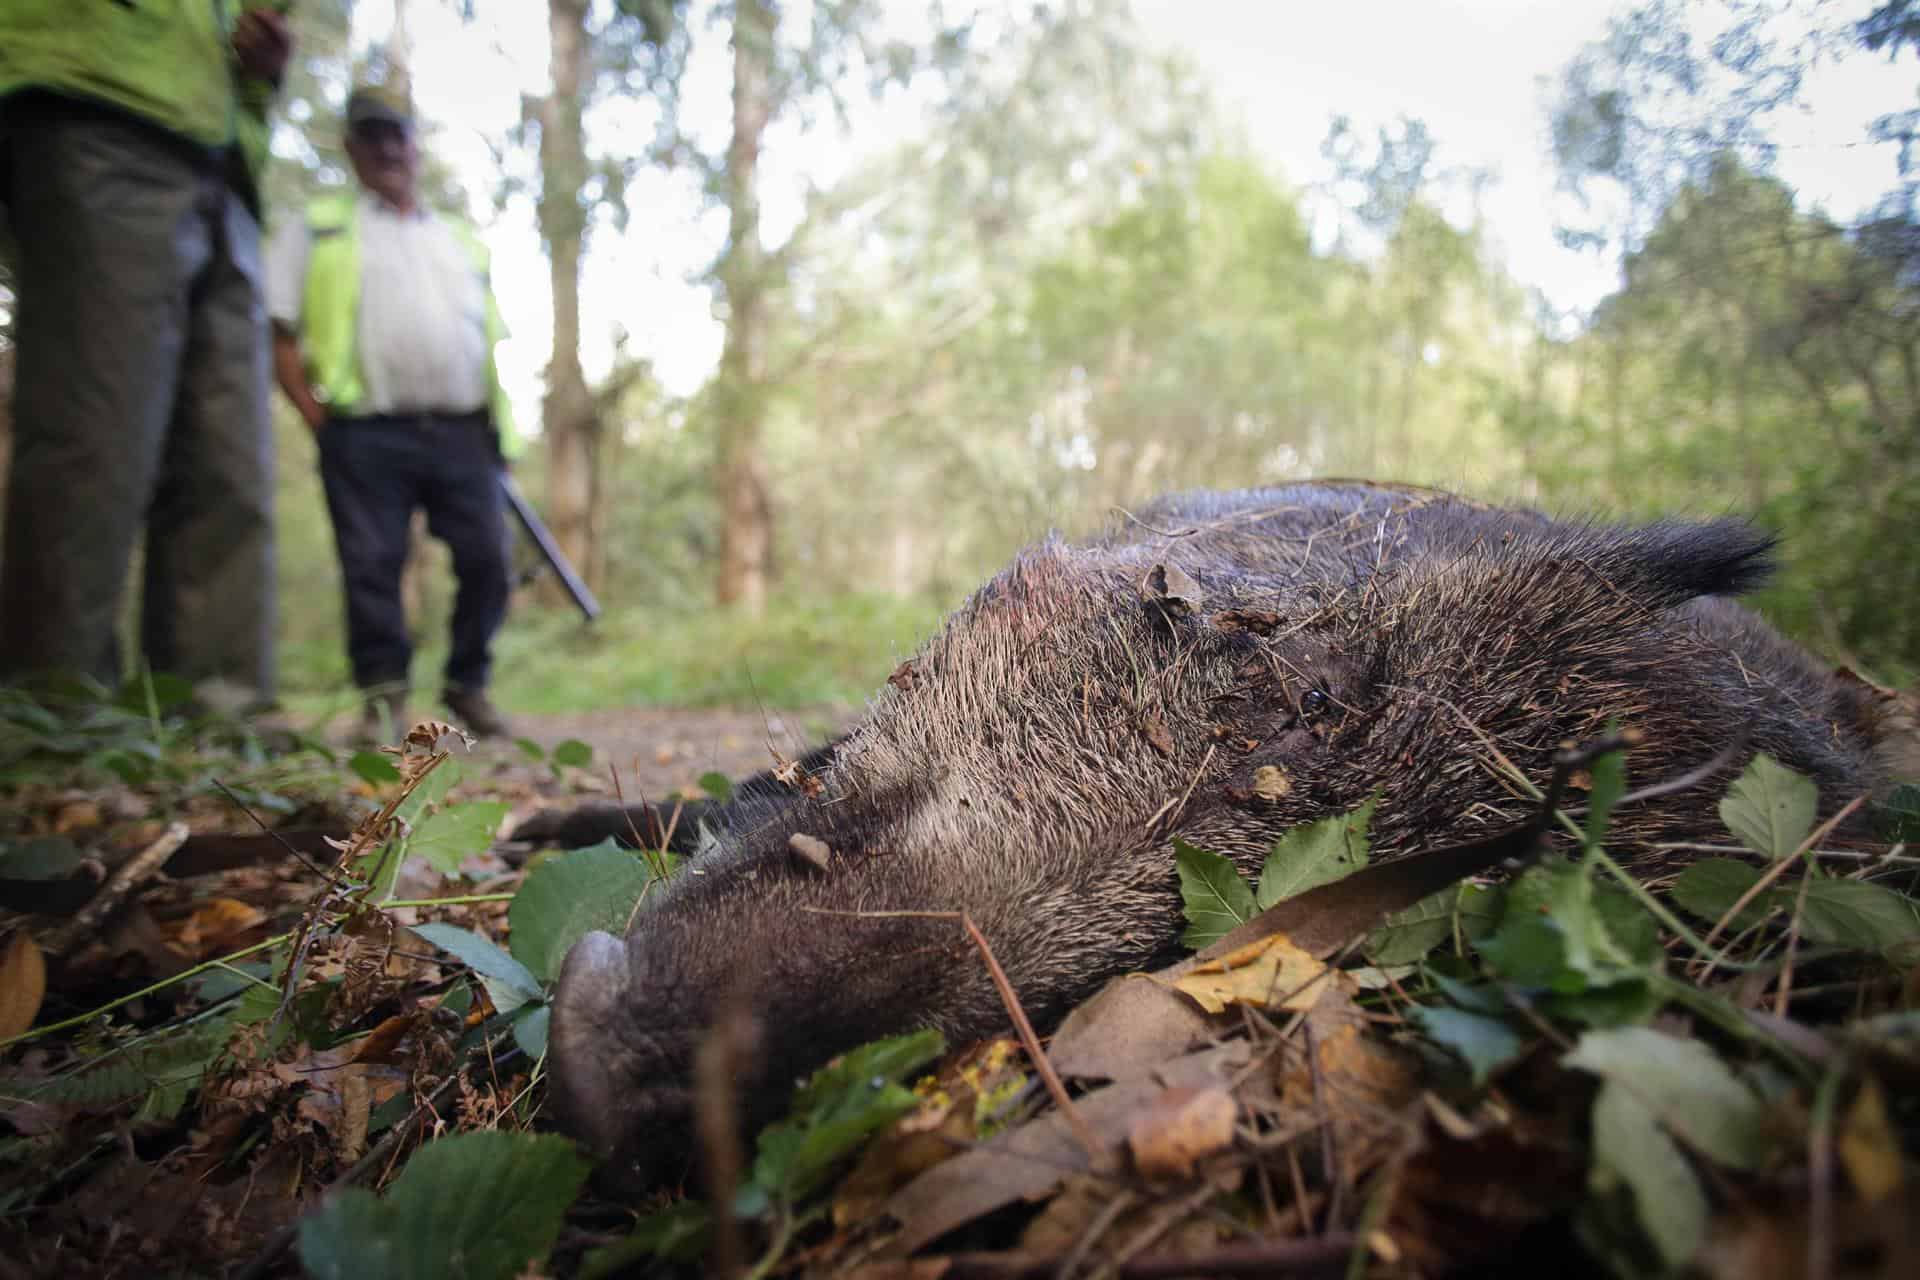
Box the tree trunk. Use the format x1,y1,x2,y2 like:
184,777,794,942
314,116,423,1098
539,0,601,598
713,0,775,615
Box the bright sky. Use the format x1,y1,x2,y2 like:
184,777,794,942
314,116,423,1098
350,0,1915,424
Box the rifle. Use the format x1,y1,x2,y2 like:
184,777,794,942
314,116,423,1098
500,473,602,621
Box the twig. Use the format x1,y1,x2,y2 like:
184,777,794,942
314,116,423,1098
1304,1020,1343,1228
902,1236,1356,1278
693,1004,757,1280
1774,855,1819,1020
1806,1057,1849,1280
212,778,334,879
1055,1187,1137,1280
42,822,189,956
0,932,292,1051
957,912,1101,1162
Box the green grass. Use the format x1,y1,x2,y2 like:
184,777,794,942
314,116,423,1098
280,591,952,717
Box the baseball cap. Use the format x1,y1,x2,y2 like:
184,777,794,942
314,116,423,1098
345,85,413,133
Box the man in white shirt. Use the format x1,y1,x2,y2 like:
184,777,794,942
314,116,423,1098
267,85,518,739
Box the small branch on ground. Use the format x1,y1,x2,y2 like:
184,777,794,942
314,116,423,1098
695,1002,759,1280
42,821,188,957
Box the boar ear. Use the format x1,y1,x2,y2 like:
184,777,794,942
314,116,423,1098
1555,517,1776,606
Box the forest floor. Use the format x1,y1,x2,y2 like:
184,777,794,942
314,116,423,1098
2,685,1917,1280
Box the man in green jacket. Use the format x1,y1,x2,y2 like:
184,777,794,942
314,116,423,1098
268,87,519,739
0,3,292,710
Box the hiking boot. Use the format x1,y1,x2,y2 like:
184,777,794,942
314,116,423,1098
359,687,409,745
444,685,510,739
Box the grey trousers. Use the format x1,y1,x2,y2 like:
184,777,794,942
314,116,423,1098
0,98,276,700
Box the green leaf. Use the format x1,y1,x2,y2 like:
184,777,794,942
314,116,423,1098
550,738,594,769
1479,859,1657,1001
1366,882,1502,966
512,1004,550,1060
1477,913,1577,991
296,1131,590,1280
394,758,463,827
1415,1006,1525,1085
514,737,546,763
1541,978,1659,1028
407,801,509,876
1564,1026,1764,1170
409,923,543,1013
1875,782,1920,842
1670,859,1771,931
750,1028,945,1206
1719,753,1818,860
1583,742,1627,853
1795,879,1920,950
348,750,402,785
1175,839,1256,949
507,844,662,984
697,771,735,803
580,1202,711,1277
1671,862,1920,952
1255,796,1375,908
0,835,84,881
1589,1078,1707,1269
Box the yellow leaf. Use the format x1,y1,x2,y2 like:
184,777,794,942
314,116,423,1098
0,931,48,1040
1171,933,1330,1014
1839,1077,1903,1204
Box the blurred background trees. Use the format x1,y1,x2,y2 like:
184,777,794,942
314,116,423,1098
2,0,1912,708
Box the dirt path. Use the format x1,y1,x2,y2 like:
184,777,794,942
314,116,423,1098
501,704,854,801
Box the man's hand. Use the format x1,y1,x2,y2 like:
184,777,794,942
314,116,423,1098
270,326,328,436
233,9,293,84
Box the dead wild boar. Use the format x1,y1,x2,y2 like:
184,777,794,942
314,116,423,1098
546,481,1888,1187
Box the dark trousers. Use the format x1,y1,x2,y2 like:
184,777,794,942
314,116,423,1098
0,95,276,698
317,412,510,695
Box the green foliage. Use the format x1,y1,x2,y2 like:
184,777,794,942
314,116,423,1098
409,923,542,1015
406,801,510,877
738,1028,946,1215
1567,1026,1766,1170
1719,753,1819,860
698,770,735,803
1415,1005,1526,1086
347,750,401,785
1256,797,1375,908
549,738,594,771
14,1022,234,1111
580,1202,711,1277
295,1131,591,1280
1587,1077,1708,1269
506,843,664,984
1477,859,1661,1027
1365,882,1503,966
1174,840,1256,950
1874,782,1920,842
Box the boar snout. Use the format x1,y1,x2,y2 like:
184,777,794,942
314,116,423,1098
549,930,698,1191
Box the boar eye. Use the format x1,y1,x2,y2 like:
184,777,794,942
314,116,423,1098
1300,689,1330,717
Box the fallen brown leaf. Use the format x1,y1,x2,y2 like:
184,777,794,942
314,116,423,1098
166,896,268,959
0,931,47,1039
883,1042,1251,1258
1127,1086,1237,1181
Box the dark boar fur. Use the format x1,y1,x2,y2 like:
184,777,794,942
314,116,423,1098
548,482,1887,1189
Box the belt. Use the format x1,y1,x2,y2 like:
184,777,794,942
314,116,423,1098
329,409,490,429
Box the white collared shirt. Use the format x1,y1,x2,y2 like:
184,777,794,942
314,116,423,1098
266,191,490,415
